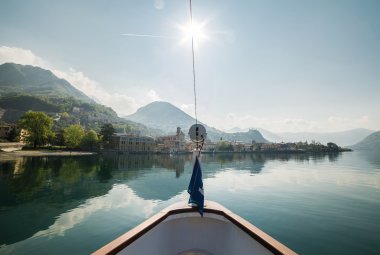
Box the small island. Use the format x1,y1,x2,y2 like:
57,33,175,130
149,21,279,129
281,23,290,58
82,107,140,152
205,140,351,154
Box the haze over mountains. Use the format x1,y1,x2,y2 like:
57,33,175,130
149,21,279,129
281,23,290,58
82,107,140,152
125,101,268,143
125,102,377,146
277,129,375,147
0,63,267,142
350,131,380,150
0,63,378,148
226,127,374,147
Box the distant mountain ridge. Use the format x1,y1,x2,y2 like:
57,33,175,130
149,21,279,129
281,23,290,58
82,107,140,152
125,101,268,143
350,131,380,150
1,63,371,145
125,101,374,145
0,63,92,103
277,128,374,147
226,127,372,147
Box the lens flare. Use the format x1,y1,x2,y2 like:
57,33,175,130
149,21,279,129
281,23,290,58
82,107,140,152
178,20,209,46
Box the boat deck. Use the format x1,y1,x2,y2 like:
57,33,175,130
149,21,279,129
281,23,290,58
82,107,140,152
92,201,297,255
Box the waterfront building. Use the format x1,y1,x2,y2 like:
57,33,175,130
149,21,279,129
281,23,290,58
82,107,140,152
186,139,216,152
261,143,279,151
203,139,217,152
0,124,12,139
0,124,21,141
113,134,155,153
156,127,185,153
232,141,248,152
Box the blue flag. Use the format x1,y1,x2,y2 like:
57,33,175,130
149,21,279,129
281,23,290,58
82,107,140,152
188,156,204,216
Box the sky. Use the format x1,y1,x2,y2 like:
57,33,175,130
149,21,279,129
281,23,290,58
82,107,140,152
0,0,379,133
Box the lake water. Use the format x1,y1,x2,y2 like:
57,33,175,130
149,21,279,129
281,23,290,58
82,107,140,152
0,151,379,255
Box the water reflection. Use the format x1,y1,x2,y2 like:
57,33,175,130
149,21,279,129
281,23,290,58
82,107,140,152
32,184,157,239
0,152,368,248
357,149,380,168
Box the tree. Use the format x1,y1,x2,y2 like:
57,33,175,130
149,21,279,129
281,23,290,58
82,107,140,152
327,142,339,151
64,124,85,148
81,130,99,150
18,111,54,148
100,123,115,143
53,129,65,146
216,141,233,151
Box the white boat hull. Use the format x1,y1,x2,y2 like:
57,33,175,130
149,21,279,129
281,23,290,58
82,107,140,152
93,201,297,255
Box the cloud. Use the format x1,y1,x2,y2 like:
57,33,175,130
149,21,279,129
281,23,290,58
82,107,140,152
0,46,47,67
215,112,375,133
146,89,161,102
226,113,236,121
33,184,157,239
51,68,138,115
359,115,369,123
154,0,165,10
0,46,138,115
327,116,350,123
51,68,98,95
326,115,371,131
217,113,321,133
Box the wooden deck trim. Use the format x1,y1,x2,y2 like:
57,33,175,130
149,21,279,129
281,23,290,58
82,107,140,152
92,201,297,255
206,208,297,255
92,211,169,255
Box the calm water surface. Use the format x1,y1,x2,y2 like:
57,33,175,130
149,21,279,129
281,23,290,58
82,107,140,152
0,151,379,255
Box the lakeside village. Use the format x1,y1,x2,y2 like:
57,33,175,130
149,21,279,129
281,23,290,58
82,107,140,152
0,114,349,154
112,127,349,154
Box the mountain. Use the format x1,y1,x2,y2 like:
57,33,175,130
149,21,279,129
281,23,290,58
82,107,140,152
225,127,284,142
0,63,163,136
224,129,268,143
126,101,221,139
0,63,119,129
223,126,373,146
0,93,123,127
277,128,374,147
225,127,250,133
126,101,196,131
350,131,380,150
257,128,285,142
125,101,268,143
0,63,93,103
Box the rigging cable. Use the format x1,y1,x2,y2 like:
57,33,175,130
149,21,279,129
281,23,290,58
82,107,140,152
189,0,198,127
189,0,202,152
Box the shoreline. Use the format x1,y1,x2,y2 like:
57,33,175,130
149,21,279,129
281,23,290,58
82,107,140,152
0,147,351,158
0,150,96,157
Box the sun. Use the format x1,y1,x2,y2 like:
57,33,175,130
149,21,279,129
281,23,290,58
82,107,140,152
178,20,209,46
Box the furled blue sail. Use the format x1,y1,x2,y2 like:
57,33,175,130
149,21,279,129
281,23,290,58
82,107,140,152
188,156,204,216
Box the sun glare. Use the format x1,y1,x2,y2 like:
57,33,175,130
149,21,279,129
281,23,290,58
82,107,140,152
178,20,209,46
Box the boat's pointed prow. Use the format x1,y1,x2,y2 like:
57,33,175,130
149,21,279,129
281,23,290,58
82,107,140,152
92,200,297,255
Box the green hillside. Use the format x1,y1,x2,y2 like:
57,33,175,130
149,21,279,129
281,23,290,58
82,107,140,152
0,93,162,135
0,93,119,129
0,63,162,136
351,131,380,150
0,94,60,112
0,63,92,102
